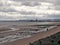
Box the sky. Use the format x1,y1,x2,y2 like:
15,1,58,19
0,0,60,20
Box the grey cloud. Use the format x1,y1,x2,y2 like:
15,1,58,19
43,0,60,5
44,14,60,17
11,0,40,6
12,0,60,10
11,0,60,6
0,15,16,20
0,3,3,6
19,11,36,15
0,8,17,12
21,2,40,6
45,15,60,19
12,0,31,1
11,0,26,2
21,16,36,20
0,0,60,20
35,15,60,20
54,5,60,10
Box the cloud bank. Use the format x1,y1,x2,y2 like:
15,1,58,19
0,0,60,20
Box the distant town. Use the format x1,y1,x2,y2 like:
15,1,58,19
0,19,60,22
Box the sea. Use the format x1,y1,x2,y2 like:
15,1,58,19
0,21,60,26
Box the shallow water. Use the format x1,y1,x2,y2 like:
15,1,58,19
0,22,60,26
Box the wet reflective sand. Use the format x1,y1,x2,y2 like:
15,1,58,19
0,22,60,45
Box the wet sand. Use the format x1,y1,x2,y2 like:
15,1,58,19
0,26,60,45
0,22,60,45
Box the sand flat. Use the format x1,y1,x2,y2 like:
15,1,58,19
0,26,60,45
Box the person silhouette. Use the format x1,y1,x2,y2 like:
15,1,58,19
47,28,48,31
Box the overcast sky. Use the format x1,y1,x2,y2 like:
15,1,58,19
0,0,60,20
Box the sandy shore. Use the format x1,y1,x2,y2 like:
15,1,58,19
0,24,59,45
0,22,60,45
0,25,49,44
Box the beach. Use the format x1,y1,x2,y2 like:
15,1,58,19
0,22,60,45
